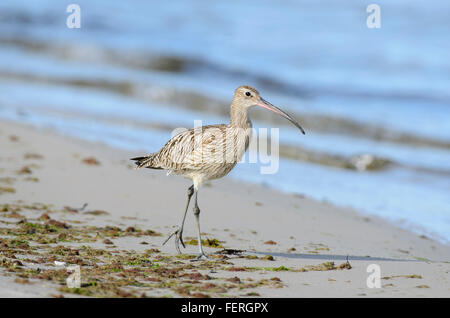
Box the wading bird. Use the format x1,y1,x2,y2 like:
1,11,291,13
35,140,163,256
131,85,305,259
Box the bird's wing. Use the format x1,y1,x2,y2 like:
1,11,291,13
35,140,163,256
156,125,231,171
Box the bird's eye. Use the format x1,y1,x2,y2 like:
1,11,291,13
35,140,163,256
245,91,251,97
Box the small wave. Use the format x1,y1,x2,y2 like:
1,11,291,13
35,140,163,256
4,37,450,106
1,65,449,152
279,145,392,171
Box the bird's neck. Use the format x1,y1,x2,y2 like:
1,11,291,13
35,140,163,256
230,104,251,129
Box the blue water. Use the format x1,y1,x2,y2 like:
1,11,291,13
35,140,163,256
0,0,449,243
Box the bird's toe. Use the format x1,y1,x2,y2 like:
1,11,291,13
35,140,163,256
191,253,211,261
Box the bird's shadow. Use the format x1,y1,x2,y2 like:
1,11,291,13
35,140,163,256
249,251,415,262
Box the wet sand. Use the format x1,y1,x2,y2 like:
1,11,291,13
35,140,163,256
0,119,449,297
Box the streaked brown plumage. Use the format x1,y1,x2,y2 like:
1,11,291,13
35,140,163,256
131,85,305,259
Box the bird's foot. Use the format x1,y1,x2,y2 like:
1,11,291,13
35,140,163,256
162,228,185,254
191,252,211,261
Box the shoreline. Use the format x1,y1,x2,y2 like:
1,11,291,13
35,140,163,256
1,118,449,297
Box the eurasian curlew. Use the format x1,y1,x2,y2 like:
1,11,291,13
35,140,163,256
131,85,305,259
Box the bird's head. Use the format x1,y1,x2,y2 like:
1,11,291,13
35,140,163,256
233,85,305,134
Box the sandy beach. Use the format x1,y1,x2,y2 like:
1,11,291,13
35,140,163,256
0,119,449,298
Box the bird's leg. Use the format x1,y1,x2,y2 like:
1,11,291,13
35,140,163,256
192,190,210,260
163,185,194,253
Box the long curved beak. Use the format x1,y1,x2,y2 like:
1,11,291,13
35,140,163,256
257,97,305,135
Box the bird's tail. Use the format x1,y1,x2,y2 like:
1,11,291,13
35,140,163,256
130,154,161,170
